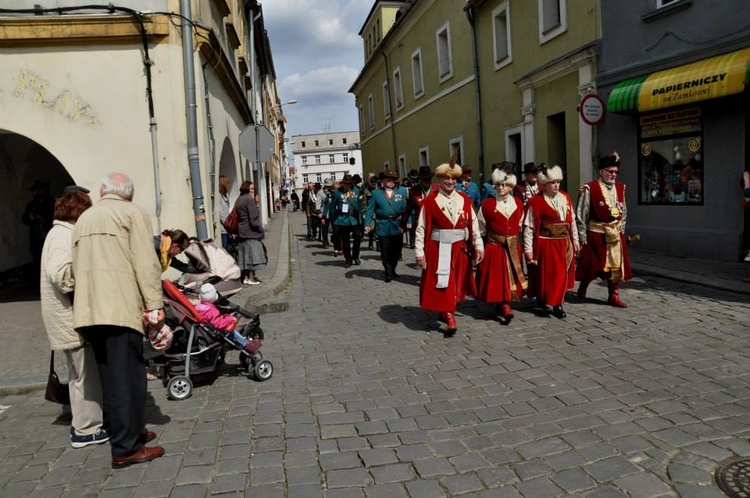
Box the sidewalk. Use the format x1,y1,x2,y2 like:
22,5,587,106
0,209,292,395
628,246,750,295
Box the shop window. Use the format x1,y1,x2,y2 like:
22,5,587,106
638,107,703,205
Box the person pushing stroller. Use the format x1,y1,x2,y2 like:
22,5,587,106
195,283,261,355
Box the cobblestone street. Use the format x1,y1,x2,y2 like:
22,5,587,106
1,212,749,497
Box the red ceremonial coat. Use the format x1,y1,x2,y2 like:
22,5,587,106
419,191,476,313
576,181,632,283
527,192,575,306
476,197,525,303
403,183,439,227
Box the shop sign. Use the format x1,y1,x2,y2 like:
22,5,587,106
579,93,605,126
638,47,750,111
639,107,701,139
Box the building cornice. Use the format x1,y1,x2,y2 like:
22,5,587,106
515,42,597,91
0,14,169,46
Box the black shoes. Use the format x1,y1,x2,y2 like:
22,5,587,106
353,259,361,265
551,306,566,319
344,260,353,268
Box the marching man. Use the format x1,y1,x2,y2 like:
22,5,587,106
575,152,632,307
415,159,484,336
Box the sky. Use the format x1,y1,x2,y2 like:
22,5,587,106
260,0,373,139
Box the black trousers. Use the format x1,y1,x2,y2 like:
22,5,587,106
320,221,329,246
78,325,147,458
338,226,361,262
379,234,403,274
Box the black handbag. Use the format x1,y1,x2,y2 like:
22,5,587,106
44,351,70,405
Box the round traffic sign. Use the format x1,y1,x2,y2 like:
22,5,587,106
580,93,605,126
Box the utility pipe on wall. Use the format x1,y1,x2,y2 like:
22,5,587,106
181,0,208,240
465,5,486,185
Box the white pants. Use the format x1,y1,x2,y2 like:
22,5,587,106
64,344,104,436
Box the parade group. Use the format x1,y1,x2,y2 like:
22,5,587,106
298,151,631,337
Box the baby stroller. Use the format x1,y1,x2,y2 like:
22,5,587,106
177,239,243,297
157,279,272,400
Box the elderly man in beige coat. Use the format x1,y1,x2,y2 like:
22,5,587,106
72,172,165,468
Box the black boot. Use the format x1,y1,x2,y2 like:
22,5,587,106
383,264,392,282
551,306,566,319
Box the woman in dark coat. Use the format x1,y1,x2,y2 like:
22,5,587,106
235,181,266,285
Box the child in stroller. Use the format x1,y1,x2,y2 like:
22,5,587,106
196,283,261,355
157,279,272,400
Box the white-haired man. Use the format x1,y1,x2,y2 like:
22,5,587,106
415,162,484,336
523,165,580,319
72,173,165,468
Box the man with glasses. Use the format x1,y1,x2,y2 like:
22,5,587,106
575,152,632,308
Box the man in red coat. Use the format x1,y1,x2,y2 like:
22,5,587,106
403,165,438,248
523,165,580,319
415,162,484,336
575,152,632,307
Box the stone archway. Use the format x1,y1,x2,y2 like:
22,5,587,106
0,130,74,289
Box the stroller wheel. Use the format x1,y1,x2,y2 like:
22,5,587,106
253,360,273,381
167,375,193,400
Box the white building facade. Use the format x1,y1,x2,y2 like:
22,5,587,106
0,0,286,280
291,131,362,192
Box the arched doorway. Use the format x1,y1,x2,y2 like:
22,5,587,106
0,130,74,292
214,138,238,241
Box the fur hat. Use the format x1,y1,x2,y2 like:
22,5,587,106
199,283,218,304
435,163,463,179
598,151,621,169
352,174,362,184
407,169,419,181
341,174,353,184
537,165,563,185
491,169,517,188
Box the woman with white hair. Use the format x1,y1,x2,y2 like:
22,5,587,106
522,165,580,319
475,169,527,323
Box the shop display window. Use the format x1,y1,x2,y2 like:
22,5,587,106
638,107,703,205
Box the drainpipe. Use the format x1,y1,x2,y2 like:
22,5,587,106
381,47,399,174
465,5,486,185
248,5,268,225
181,0,208,240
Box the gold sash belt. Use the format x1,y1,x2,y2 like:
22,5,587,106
487,233,527,291
539,223,573,269
587,221,624,281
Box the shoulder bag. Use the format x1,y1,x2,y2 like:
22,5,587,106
223,204,239,234
44,351,70,405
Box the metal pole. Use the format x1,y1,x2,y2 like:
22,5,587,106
182,0,208,239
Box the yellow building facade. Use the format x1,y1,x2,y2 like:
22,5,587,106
351,0,600,195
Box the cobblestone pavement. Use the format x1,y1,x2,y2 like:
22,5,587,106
1,212,749,497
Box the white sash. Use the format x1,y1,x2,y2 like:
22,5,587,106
430,228,468,288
